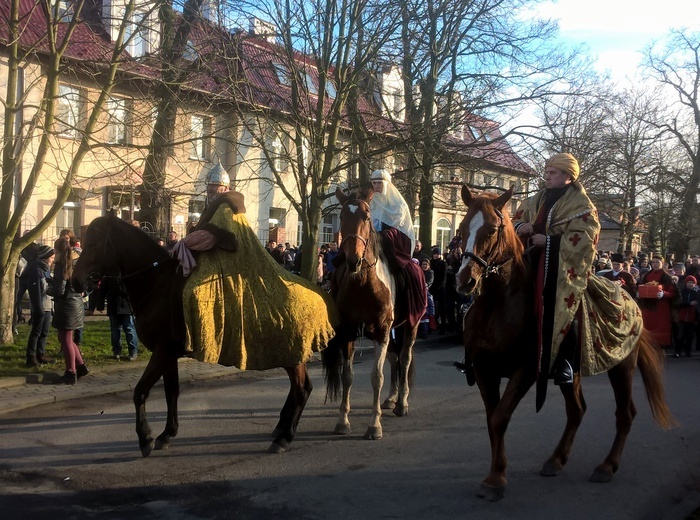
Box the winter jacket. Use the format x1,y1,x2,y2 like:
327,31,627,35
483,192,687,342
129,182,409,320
51,261,84,330
103,276,134,316
25,258,53,313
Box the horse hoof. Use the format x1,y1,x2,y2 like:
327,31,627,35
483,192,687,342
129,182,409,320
476,483,505,502
381,399,396,410
392,404,408,417
154,437,171,451
589,466,614,483
364,427,383,440
540,461,562,477
140,439,154,458
268,442,287,454
333,424,351,435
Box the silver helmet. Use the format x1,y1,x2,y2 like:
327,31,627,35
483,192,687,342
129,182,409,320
206,161,230,187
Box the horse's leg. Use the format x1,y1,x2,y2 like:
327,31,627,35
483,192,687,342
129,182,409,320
381,349,399,410
589,356,637,482
270,364,313,453
365,334,390,440
393,324,417,417
540,376,587,476
133,350,166,457
476,369,533,502
154,354,180,451
334,341,355,435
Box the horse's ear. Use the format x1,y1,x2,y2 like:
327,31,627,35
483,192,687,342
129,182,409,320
494,186,514,211
461,185,473,207
107,208,116,217
336,187,348,205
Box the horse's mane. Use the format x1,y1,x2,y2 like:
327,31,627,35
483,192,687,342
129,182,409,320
466,192,524,267
100,215,171,262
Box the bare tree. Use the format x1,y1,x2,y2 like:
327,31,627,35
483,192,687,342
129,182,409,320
642,29,700,256
0,0,152,344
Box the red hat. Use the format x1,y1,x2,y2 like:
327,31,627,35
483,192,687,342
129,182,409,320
686,276,697,284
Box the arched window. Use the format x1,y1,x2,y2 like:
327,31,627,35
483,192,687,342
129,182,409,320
436,217,452,253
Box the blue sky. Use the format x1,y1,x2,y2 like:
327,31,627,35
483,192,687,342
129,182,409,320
532,0,700,81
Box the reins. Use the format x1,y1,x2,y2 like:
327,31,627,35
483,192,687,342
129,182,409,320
342,198,378,269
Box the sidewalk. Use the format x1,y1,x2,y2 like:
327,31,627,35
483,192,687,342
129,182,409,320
0,330,460,417
0,357,239,416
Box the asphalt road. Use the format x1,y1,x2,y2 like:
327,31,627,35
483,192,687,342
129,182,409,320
0,339,699,519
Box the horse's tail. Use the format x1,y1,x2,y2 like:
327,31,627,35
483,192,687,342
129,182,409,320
637,328,678,430
322,335,344,402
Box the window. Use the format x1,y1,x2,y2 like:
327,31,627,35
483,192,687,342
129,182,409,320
392,91,403,119
273,63,290,86
305,73,318,95
51,0,74,22
125,10,151,57
435,217,452,253
190,115,210,160
56,84,82,138
469,125,482,140
271,134,287,172
107,97,129,145
56,192,81,231
322,214,335,244
183,40,198,61
325,80,337,99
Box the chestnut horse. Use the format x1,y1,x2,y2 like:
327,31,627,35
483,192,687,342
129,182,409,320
72,212,313,456
456,185,675,501
322,186,418,440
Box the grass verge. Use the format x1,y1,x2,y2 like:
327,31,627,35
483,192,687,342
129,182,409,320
0,316,149,377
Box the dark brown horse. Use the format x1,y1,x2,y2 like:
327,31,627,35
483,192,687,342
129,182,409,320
72,208,313,456
322,186,418,439
456,185,676,501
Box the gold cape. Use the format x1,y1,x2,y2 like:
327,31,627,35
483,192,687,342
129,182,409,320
514,184,642,376
183,203,336,370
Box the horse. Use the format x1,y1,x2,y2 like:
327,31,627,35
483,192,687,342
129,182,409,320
455,185,676,501
322,186,419,440
72,203,316,457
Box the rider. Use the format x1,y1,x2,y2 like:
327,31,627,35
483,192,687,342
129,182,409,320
369,169,426,326
512,153,599,398
205,160,231,205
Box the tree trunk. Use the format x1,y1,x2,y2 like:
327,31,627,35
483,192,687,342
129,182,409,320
0,259,18,346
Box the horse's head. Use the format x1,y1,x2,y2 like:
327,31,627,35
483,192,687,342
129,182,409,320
336,185,375,274
456,185,522,294
72,215,120,292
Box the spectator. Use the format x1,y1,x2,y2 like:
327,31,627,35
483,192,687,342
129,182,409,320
638,254,678,350
165,230,179,253
25,245,55,367
686,255,700,278
325,241,339,279
156,237,165,248
445,247,462,331
103,276,139,361
15,231,41,330
430,247,447,334
412,240,429,264
599,253,636,298
51,238,89,385
674,275,698,358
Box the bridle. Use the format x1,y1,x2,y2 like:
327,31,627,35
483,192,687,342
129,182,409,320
82,221,163,290
342,199,378,269
461,206,512,278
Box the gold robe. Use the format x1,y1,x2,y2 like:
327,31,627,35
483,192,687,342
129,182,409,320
514,183,642,376
183,201,336,370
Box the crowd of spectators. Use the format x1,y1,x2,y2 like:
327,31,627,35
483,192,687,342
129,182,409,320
593,249,700,357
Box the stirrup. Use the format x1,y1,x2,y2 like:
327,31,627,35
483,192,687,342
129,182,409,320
553,359,574,385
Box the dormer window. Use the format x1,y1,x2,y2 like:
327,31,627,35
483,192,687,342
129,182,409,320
325,80,337,99
183,40,199,61
305,73,318,95
273,63,290,86
125,9,151,57
469,125,482,140
51,0,74,22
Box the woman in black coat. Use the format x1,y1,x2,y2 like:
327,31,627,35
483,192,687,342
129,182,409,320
51,238,89,384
